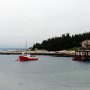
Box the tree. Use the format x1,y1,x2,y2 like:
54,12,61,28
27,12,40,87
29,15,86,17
31,32,90,51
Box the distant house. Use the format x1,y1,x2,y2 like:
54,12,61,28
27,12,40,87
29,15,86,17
81,40,90,49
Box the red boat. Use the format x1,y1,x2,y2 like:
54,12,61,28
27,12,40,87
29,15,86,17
17,53,38,61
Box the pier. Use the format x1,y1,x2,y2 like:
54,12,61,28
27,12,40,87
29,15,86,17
73,40,90,61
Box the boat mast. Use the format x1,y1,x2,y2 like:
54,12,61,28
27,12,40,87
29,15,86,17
25,41,28,55
26,41,27,50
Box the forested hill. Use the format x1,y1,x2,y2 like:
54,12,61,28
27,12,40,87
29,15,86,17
32,32,90,51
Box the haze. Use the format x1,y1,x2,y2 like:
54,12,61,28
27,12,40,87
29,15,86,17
0,0,90,48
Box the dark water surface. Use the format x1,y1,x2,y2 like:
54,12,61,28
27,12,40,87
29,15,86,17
0,55,90,90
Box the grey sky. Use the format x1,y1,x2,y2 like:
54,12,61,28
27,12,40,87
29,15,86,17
0,0,90,48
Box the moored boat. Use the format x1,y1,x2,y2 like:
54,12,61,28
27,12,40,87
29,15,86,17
17,52,38,61
17,41,38,61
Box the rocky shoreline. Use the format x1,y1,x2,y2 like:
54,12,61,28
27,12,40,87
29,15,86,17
0,50,75,57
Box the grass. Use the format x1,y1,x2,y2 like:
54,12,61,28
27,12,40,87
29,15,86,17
67,47,81,51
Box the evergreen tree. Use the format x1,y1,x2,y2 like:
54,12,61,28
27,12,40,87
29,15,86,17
31,32,90,51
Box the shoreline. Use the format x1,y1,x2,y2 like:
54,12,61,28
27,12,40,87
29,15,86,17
0,50,75,57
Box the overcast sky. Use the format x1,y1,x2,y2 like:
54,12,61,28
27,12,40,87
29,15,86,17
0,0,90,48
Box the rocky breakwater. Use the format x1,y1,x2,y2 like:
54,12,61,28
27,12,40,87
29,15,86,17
0,49,75,57
0,50,23,55
55,50,75,57
30,50,75,57
30,50,56,55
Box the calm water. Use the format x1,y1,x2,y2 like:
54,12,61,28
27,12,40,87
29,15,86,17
0,55,90,90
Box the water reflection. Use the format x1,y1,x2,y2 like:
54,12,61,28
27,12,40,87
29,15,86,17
72,59,90,64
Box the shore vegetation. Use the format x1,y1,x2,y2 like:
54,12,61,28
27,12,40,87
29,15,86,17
32,32,90,51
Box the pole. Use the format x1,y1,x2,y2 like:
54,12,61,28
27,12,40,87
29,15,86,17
26,41,27,50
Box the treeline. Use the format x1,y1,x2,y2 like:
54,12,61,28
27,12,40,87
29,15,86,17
32,32,90,51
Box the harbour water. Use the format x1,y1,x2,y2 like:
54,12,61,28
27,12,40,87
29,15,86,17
0,55,90,90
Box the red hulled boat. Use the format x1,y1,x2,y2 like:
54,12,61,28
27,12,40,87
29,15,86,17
17,52,38,61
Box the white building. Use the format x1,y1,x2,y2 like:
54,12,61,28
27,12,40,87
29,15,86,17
81,40,90,49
